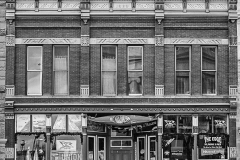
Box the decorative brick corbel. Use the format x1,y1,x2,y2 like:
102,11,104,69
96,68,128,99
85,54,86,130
6,0,15,25
228,0,237,23
230,101,237,118
4,101,14,115
155,0,164,25
205,0,209,13
80,0,90,24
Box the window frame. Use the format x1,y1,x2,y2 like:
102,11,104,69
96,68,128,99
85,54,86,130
175,46,191,95
148,136,157,160
201,46,217,95
101,45,117,96
53,45,69,95
110,140,132,147
97,137,106,160
27,46,43,95
127,46,143,96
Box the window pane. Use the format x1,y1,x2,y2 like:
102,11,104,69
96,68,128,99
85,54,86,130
202,47,216,70
27,72,41,95
111,141,121,146
202,71,216,94
16,115,31,132
102,71,116,95
198,115,212,133
54,71,68,95
176,47,189,70
32,115,46,132
149,137,156,160
68,115,82,132
102,46,116,71
128,47,142,70
163,115,177,133
176,72,189,94
52,115,66,132
98,138,105,160
88,137,95,160
122,140,132,146
28,47,42,71
54,46,68,71
128,72,142,94
178,116,192,133
214,115,227,134
138,138,145,160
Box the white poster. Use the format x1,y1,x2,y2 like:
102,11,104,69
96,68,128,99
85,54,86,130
16,115,30,132
68,115,82,132
32,115,46,132
52,115,66,132
56,140,77,151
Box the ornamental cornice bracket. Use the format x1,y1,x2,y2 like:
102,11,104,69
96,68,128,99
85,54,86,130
81,11,90,25
155,11,164,25
228,0,237,23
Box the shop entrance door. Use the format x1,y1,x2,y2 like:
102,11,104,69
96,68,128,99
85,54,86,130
110,148,134,160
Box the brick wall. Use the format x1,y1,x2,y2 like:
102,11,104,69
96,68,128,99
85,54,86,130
15,45,26,95
191,45,201,95
117,45,127,96
6,47,15,85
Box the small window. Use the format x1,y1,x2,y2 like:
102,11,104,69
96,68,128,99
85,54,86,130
27,46,42,95
53,45,69,95
128,46,143,95
175,46,190,94
202,47,217,94
111,128,132,137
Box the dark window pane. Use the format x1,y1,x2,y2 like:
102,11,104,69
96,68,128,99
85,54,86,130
178,116,192,133
128,72,142,94
202,71,216,94
27,47,42,71
112,141,121,146
176,72,189,94
202,47,216,70
122,140,132,146
176,47,189,70
198,115,212,133
163,115,177,133
128,47,142,70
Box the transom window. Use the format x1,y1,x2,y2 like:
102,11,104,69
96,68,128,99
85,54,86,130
175,46,191,95
201,46,217,94
128,46,143,95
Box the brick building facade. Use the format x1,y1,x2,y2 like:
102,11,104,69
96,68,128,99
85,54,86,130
3,0,238,160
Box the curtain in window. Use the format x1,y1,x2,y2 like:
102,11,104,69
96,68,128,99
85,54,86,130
102,72,116,95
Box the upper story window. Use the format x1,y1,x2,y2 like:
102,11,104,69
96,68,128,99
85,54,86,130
101,45,117,96
128,46,143,95
27,46,42,95
201,46,217,95
53,45,69,95
175,46,191,95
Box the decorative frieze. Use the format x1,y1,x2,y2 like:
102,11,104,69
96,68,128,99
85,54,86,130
135,3,154,10
61,2,80,10
187,3,205,10
112,2,132,10
90,38,154,44
15,38,81,44
164,3,183,10
81,35,89,46
155,35,164,46
165,38,228,45
230,147,236,158
5,35,15,46
16,2,35,10
90,3,109,10
5,148,14,159
209,3,228,11
38,2,58,10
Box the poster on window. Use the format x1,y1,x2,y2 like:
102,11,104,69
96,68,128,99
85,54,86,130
56,140,77,151
68,115,82,132
52,115,66,132
16,115,30,132
198,134,228,159
32,115,46,132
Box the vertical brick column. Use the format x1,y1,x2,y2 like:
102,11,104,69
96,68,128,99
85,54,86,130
4,101,14,160
229,21,237,86
191,45,201,95
155,0,164,96
80,0,90,96
164,45,174,95
117,45,127,96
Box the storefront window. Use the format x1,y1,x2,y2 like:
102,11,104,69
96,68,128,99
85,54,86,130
198,133,228,159
16,134,46,160
163,115,177,133
98,137,105,160
198,115,227,134
51,134,82,160
88,137,95,160
163,134,193,160
138,137,145,160
148,137,156,160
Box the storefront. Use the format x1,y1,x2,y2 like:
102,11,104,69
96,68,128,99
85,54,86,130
13,112,230,160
